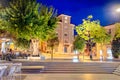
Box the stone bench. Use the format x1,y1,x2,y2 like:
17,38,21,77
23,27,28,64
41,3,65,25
27,56,45,60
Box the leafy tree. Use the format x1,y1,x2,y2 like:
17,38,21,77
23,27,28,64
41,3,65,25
93,27,111,55
73,35,86,60
112,39,120,58
76,15,111,59
114,23,120,39
13,38,30,50
0,0,9,7
111,23,120,58
0,5,5,28
5,0,58,55
73,35,85,52
0,4,10,38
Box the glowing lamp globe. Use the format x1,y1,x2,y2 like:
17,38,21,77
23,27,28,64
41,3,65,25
116,8,120,12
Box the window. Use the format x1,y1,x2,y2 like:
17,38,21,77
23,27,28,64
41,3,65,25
64,34,67,36
65,16,67,19
65,20,67,23
64,47,67,53
108,29,111,34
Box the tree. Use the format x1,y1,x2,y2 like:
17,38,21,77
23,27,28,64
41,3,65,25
5,0,58,55
73,35,86,60
114,23,120,39
73,35,85,51
0,4,11,39
0,0,9,7
93,27,111,58
0,5,7,31
13,38,30,50
111,23,120,58
47,32,59,59
112,39,120,58
76,15,111,60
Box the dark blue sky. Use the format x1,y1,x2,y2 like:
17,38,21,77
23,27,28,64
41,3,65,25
37,0,120,26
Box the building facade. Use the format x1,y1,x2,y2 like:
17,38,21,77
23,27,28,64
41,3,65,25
55,14,75,54
96,24,116,59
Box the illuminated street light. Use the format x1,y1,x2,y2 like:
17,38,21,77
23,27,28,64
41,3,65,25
116,8,120,13
106,4,120,20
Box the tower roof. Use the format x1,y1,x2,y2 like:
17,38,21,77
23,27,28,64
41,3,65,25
58,14,71,18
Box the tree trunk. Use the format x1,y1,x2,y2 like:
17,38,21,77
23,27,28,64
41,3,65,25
30,39,39,56
100,43,104,54
100,43,103,60
89,42,93,60
51,47,54,60
82,52,84,60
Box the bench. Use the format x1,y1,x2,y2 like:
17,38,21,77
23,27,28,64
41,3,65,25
27,56,45,60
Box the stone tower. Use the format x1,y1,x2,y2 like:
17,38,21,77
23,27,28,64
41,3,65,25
56,14,75,54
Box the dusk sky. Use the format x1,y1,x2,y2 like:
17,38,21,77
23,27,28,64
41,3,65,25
37,0,120,26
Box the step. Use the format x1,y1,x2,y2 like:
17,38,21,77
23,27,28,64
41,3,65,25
114,69,120,73
44,68,113,70
46,66,117,68
19,62,120,74
113,64,120,76
113,72,120,75
45,67,116,70
22,66,45,70
44,70,114,72
42,70,112,73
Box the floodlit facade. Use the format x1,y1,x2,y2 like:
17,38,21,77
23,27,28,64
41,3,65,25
96,24,116,59
55,14,75,54
40,14,75,54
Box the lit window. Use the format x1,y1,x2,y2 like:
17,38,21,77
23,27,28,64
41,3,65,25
65,20,67,23
65,16,67,19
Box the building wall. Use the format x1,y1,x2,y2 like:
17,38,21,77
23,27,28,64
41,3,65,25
96,24,116,59
104,24,116,39
56,14,75,54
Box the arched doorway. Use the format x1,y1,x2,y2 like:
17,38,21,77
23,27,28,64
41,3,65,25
64,46,68,53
